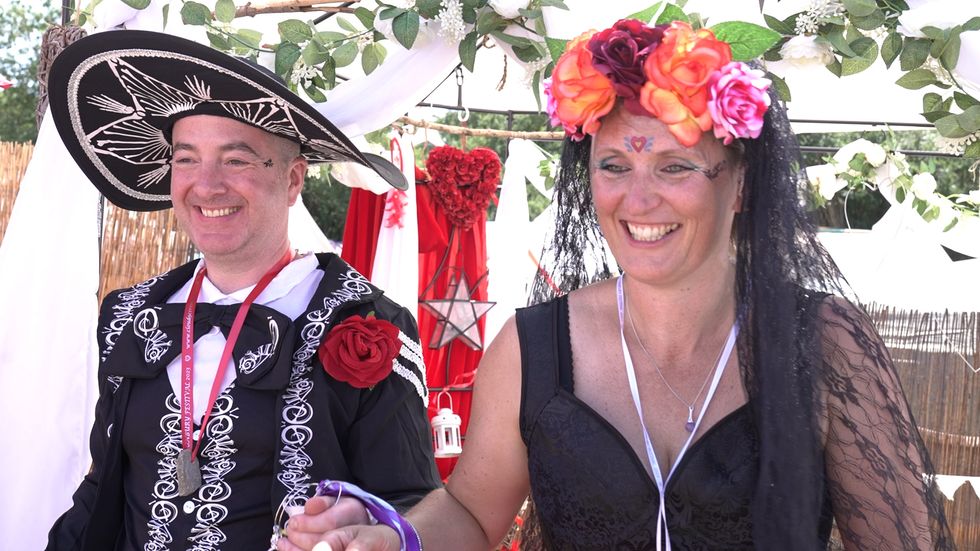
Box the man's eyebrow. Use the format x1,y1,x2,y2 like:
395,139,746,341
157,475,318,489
171,141,262,156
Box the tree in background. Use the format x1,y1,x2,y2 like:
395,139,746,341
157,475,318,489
0,0,57,143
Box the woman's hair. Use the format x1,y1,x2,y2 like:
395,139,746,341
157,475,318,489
529,91,953,548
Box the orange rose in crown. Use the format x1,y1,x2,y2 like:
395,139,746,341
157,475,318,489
319,315,401,388
547,31,616,140
641,21,732,147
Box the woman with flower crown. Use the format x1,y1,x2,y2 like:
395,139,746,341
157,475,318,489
280,18,954,551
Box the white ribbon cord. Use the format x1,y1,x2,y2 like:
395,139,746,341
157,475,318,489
616,276,739,550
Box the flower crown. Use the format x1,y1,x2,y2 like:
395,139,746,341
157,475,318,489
545,19,772,147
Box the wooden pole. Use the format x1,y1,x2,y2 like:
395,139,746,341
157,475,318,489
398,115,563,140
235,0,357,17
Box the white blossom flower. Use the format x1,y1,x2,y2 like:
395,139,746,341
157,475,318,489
925,56,954,86
488,0,531,20
832,138,888,169
807,163,848,200
910,172,938,198
289,61,318,88
967,189,980,204
794,0,845,35
779,35,834,68
436,0,467,44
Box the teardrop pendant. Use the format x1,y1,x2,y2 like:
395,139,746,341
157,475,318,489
684,406,696,432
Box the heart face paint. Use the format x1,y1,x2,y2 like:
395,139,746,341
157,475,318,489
624,136,654,153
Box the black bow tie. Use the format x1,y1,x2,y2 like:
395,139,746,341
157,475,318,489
101,301,294,390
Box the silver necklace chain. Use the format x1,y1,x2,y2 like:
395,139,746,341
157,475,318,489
625,298,727,431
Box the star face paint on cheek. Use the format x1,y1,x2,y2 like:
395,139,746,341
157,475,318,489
623,136,654,153
263,159,274,168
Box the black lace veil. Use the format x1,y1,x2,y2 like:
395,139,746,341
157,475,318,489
526,93,954,549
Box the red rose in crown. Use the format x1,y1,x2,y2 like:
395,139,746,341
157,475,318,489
424,145,501,229
319,315,401,388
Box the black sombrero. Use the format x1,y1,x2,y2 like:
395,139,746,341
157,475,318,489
48,30,406,212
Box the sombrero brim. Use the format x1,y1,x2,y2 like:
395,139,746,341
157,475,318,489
48,30,407,212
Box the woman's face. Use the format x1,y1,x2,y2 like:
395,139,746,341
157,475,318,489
590,108,743,288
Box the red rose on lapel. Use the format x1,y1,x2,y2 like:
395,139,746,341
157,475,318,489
319,315,401,388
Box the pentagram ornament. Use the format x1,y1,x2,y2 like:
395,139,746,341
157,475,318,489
420,274,495,350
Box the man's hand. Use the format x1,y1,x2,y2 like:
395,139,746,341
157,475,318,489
276,495,385,551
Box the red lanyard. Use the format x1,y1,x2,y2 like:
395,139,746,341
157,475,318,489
180,249,293,459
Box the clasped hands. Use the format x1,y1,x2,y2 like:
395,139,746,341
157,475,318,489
276,495,402,551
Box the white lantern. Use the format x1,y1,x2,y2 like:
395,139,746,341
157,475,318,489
431,390,462,458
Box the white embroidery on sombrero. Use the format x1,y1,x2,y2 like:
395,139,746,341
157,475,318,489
220,101,298,139
307,139,351,162
138,164,172,188
184,74,212,100
88,94,135,115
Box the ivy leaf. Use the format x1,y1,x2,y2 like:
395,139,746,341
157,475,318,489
656,4,689,25
332,42,359,67
943,217,960,232
279,19,313,44
711,21,780,61
236,29,263,49
477,10,506,34
491,32,533,48
849,8,885,31
840,37,877,76
954,91,980,110
355,7,376,29
766,71,791,102
274,43,301,77
206,31,231,50
826,57,843,77
922,92,943,112
957,105,980,133
964,17,980,32
459,30,479,72
922,110,951,123
881,32,903,68
964,139,980,158
935,113,971,138
627,2,666,24
393,11,420,49
896,68,938,89
122,0,151,8
895,186,906,203
763,14,794,35
900,38,930,71
321,56,337,89
842,0,877,17
362,43,381,75
214,0,236,23
315,31,347,47
512,44,542,62
824,26,857,57
545,37,568,63
540,0,569,8
337,17,358,33
940,30,961,70
303,40,331,65
180,1,212,25
304,84,327,103
462,5,478,24
379,7,406,20
162,4,168,27
416,0,443,19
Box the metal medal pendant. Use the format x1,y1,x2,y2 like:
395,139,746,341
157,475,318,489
176,448,202,496
684,406,696,433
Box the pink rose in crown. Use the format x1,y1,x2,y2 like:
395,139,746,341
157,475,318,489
707,62,771,145
424,145,501,229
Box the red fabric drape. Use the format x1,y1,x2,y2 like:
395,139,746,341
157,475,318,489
416,184,488,478
340,188,387,277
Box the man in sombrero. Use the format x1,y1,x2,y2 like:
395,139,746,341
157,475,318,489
44,30,440,550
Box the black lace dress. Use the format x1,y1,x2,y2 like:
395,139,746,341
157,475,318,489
516,295,833,550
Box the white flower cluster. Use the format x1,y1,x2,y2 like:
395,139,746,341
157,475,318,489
436,0,467,44
522,56,551,88
779,35,834,68
795,0,846,35
289,61,319,88
488,0,530,20
924,56,955,86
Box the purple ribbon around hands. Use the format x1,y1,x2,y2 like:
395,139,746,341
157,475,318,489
316,480,422,551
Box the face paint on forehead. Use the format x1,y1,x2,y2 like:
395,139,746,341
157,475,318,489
263,159,275,168
623,136,654,153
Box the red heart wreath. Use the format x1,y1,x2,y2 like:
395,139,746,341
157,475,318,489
424,145,501,229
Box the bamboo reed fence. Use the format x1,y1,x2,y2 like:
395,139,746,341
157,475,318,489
97,204,195,301
0,142,34,243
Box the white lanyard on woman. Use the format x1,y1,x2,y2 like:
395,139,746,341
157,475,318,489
616,276,739,550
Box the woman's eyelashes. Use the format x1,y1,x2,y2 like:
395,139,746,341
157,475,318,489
597,157,630,173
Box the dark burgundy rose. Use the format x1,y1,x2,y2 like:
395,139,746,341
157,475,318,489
588,19,666,99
